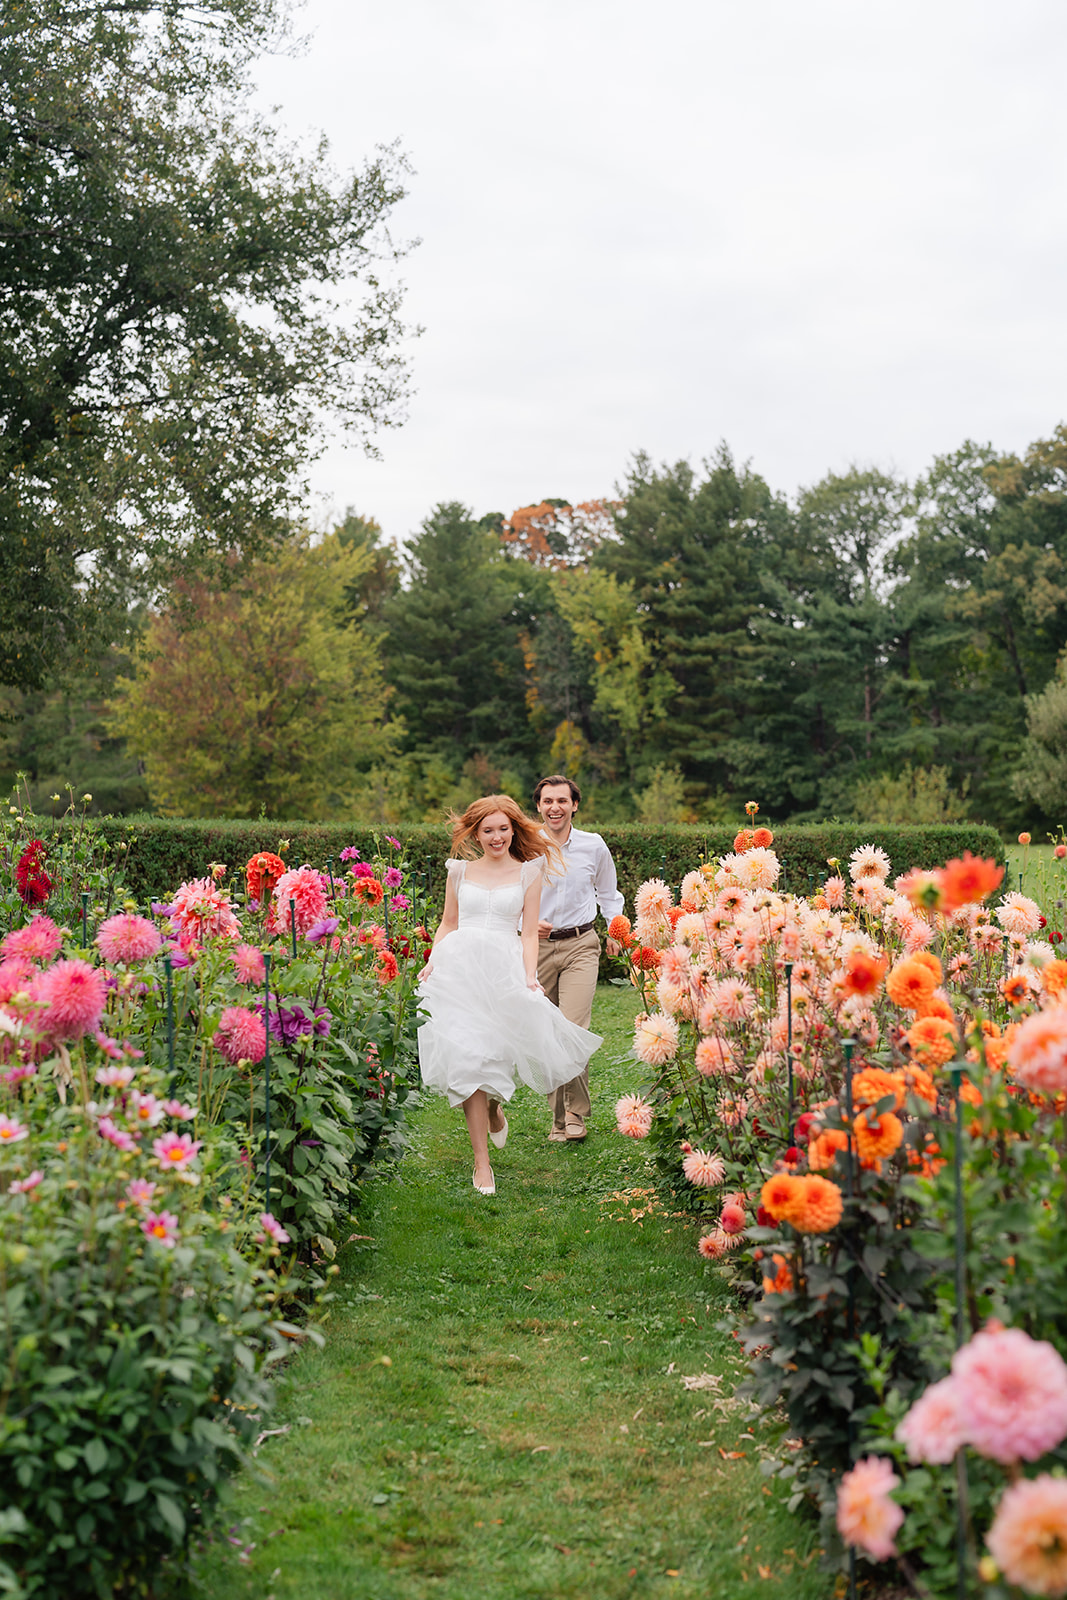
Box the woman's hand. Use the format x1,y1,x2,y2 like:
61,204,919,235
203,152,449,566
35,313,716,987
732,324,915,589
418,960,433,982
526,976,543,994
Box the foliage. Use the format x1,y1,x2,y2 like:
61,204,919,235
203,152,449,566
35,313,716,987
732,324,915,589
851,763,972,825
0,0,412,693
1,783,134,932
1013,649,1067,815
109,530,396,818
0,1054,306,1599
609,811,1067,1591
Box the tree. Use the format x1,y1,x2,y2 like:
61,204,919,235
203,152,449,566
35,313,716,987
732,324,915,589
1,0,412,692
499,500,618,569
110,532,394,817
383,503,545,774
599,448,790,802
1012,651,1067,819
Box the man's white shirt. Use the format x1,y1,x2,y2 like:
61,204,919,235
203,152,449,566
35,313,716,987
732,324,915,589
539,826,624,929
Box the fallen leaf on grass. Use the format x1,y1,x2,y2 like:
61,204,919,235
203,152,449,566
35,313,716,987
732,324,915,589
531,1445,550,1454
554,1543,573,1554
758,1565,773,1579
681,1373,721,1390
254,1425,291,1448
719,1449,747,1459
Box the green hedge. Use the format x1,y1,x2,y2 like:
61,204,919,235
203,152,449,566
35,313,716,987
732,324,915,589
59,816,1005,921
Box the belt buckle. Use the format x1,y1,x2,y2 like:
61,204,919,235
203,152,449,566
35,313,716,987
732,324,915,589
572,924,580,938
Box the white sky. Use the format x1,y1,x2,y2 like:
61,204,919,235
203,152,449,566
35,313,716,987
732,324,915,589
253,0,1067,545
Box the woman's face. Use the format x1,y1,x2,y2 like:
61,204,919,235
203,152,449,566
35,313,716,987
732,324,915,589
476,810,514,858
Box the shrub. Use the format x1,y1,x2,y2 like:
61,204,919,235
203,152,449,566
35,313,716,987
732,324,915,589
0,1055,307,1599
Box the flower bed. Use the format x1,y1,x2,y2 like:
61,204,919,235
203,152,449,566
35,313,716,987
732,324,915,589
0,836,424,1595
612,812,1067,1597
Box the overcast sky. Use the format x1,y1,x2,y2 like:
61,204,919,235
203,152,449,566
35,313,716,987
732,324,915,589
253,0,1067,545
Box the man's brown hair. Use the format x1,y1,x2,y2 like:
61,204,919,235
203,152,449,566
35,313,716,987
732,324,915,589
533,774,581,807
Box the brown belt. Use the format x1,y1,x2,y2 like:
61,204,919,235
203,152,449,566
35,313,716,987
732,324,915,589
546,920,596,941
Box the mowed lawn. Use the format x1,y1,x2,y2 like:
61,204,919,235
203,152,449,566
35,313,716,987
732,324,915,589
193,984,831,1600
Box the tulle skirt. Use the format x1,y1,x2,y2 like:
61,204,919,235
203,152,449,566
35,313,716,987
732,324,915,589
417,928,602,1107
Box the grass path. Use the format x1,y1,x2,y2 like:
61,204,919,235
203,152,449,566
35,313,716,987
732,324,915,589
196,986,829,1600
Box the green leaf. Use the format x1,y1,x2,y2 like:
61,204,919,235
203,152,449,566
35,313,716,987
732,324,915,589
84,1437,108,1475
154,1493,186,1541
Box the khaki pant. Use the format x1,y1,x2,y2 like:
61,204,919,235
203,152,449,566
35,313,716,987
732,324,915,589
537,929,600,1128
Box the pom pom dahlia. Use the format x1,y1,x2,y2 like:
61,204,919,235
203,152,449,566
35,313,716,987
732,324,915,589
96,913,162,965
836,1456,903,1562
33,958,106,1040
1,915,62,965
987,1475,1067,1597
951,1324,1067,1465
214,1006,267,1065
896,1376,965,1464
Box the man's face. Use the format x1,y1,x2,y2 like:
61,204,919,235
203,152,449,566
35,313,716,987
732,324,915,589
537,784,577,835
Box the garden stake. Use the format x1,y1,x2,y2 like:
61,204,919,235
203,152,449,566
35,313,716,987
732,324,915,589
949,1062,971,1600
81,890,89,949
784,960,794,1143
326,857,336,901
383,893,390,943
162,953,175,1076
289,897,297,960
263,952,272,1208
843,1035,859,1600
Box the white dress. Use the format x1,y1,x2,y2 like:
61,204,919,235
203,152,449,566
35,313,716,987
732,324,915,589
418,857,602,1107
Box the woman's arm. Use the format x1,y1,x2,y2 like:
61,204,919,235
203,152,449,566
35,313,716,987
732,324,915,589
419,869,459,978
521,874,542,989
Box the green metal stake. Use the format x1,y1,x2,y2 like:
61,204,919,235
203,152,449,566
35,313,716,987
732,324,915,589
81,891,89,950
289,897,298,960
326,857,336,901
263,952,272,1210
785,961,794,1145
843,1034,858,1600
162,953,175,1076
949,1063,970,1600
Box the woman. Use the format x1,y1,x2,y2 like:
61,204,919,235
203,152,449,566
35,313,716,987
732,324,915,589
418,795,602,1195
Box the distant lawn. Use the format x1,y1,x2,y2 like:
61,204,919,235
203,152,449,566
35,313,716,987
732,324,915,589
192,983,831,1600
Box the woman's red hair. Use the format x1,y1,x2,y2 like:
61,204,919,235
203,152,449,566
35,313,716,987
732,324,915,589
450,794,561,873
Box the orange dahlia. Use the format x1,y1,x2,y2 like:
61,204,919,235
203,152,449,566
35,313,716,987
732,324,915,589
734,830,753,853
752,827,774,848
1044,959,1067,997
808,1128,849,1171
762,1253,794,1295
633,945,661,972
607,914,633,947
906,1015,959,1068
915,992,956,1023
1002,973,1030,1006
246,850,286,905
886,958,938,1011
903,1064,937,1106
791,1174,844,1233
911,950,943,982
852,1067,905,1110
939,852,1004,912
760,1172,804,1224
842,949,888,1002
854,1110,904,1169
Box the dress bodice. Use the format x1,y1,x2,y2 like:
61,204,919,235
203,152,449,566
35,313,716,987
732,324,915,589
447,857,542,938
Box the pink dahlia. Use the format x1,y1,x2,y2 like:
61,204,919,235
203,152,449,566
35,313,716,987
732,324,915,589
383,867,403,889
615,1093,653,1139
823,875,847,908
96,913,162,965
997,891,1043,937
213,1006,267,1065
720,1200,747,1235
836,1456,904,1562
129,1091,165,1129
32,958,106,1041
162,1098,196,1120
987,1474,1067,1597
697,1232,724,1259
0,957,34,1003
257,1211,291,1245
1,916,62,965
231,943,266,986
0,1114,29,1145
634,878,673,920
1006,1006,1067,1094
682,1148,726,1188
152,1131,202,1171
141,1210,180,1248
95,1063,136,1089
126,1178,158,1207
695,1035,734,1076
895,1376,966,1464
98,1115,137,1152
169,877,240,947
633,1013,679,1066
952,1324,1067,1464
273,867,328,938
9,1169,43,1195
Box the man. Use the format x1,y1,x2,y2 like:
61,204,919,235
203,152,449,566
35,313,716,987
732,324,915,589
534,774,624,1143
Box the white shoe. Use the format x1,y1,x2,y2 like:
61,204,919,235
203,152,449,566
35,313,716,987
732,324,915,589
473,1169,496,1196
489,1114,508,1150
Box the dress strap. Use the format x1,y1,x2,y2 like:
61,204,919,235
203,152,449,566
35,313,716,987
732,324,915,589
520,856,546,892
445,857,466,885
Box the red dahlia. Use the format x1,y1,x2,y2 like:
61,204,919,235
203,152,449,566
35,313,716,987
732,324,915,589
16,840,51,907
